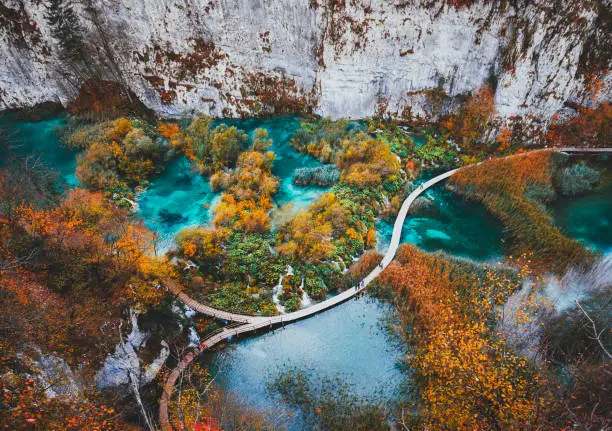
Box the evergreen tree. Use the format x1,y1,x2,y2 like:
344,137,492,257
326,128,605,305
44,0,85,61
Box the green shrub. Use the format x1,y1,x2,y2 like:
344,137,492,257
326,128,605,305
416,137,457,166
303,277,327,300
554,163,600,196
293,165,340,186
282,296,301,312
290,117,353,163
207,283,276,315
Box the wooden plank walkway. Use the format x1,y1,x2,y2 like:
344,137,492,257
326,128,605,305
159,166,458,430
159,147,611,429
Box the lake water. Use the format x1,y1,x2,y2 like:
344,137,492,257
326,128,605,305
201,295,407,428
0,113,77,186
2,112,610,429
376,180,504,261
550,156,612,253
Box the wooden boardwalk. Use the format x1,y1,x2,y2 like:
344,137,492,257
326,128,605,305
159,147,611,429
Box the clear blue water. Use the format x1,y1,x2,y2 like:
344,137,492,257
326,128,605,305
137,156,220,250
0,113,78,187
376,183,504,261
202,295,406,428
550,158,612,253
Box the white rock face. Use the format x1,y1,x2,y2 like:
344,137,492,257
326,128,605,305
35,353,81,399
96,311,170,389
0,0,609,119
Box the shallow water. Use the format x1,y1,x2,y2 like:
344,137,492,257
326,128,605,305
137,156,219,250
376,183,504,261
0,113,77,186
202,295,406,428
550,158,612,253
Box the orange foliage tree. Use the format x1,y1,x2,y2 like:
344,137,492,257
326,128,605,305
212,129,279,234
450,150,592,273
1,188,173,370
71,118,167,192
441,84,496,151
337,134,400,187
379,244,554,429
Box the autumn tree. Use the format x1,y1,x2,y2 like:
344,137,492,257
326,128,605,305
441,84,497,150
547,102,611,148
180,117,249,175
70,117,167,193
212,129,279,234
337,133,400,187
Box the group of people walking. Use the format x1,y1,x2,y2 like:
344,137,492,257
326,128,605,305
355,262,386,291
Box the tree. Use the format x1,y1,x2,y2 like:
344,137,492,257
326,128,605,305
45,0,86,61
251,128,272,152
180,118,248,175
441,84,496,150
210,125,248,170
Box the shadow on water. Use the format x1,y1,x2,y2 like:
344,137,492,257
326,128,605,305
0,113,77,187
549,156,612,253
137,156,219,250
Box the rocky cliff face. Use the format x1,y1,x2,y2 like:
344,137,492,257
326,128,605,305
0,0,609,120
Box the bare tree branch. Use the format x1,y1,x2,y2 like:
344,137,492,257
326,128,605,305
575,299,611,360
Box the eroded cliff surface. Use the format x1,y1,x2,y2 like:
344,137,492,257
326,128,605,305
0,0,610,119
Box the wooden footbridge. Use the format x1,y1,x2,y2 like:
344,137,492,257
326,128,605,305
159,147,611,429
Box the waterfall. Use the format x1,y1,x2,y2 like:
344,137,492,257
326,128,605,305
272,274,286,314
299,276,312,307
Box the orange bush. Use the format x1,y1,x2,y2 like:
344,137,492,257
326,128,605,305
450,150,592,272
380,244,553,429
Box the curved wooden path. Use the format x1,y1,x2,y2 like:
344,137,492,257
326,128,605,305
159,147,610,429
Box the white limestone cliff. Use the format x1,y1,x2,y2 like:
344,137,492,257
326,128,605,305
0,0,609,120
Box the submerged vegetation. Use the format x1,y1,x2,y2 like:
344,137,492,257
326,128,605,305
293,164,340,186
450,150,595,273
269,368,390,430
1,98,609,431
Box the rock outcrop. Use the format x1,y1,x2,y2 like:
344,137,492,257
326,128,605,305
0,0,610,119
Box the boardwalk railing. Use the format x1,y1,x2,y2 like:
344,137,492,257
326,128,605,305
159,147,612,430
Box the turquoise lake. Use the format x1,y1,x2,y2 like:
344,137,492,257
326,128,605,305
2,113,611,429
0,113,77,187
376,183,504,261
201,295,407,428
550,156,612,253
140,116,329,249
